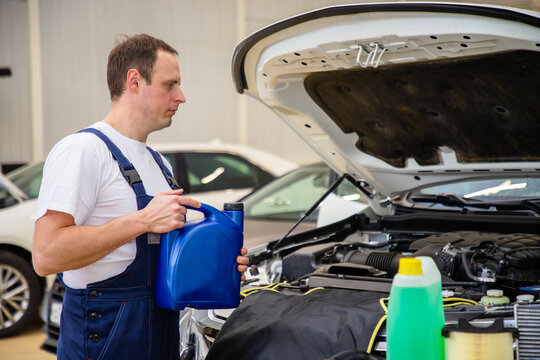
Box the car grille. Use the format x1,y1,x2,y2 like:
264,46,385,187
515,302,540,360
41,280,65,354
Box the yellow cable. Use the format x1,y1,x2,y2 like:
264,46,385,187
242,282,326,299
443,297,477,305
379,297,389,313
367,298,389,354
271,282,290,290
302,287,324,295
240,283,278,297
241,288,282,298
367,314,387,354
444,301,477,307
241,282,299,299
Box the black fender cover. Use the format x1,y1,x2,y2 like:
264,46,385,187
206,288,385,360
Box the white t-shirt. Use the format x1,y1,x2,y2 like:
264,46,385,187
36,121,173,289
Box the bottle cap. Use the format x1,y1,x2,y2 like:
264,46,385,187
398,258,423,276
516,294,534,303
487,289,503,297
224,202,244,211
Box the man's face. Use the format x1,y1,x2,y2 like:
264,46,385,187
139,49,186,132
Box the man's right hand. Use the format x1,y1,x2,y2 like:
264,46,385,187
139,189,201,234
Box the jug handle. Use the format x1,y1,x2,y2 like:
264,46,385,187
184,203,219,219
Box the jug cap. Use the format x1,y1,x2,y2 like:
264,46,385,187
398,258,423,276
224,202,244,211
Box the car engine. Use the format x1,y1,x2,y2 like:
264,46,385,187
266,231,540,303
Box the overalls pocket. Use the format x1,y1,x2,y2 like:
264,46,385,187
85,297,152,360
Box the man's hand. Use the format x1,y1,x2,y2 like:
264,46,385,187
139,189,201,234
236,247,249,281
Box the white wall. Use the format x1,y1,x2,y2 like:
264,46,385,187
1,0,539,167
0,0,32,164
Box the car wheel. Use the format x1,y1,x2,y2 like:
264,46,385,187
0,252,42,338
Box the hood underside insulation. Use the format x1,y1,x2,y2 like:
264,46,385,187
304,50,540,168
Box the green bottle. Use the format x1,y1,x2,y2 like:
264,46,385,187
387,257,445,360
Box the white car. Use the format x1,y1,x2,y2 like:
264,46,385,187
0,169,45,338
0,140,296,339
150,140,298,210
180,3,540,360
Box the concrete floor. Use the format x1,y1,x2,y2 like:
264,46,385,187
0,322,56,360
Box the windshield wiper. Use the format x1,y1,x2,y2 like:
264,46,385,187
410,194,540,215
519,199,540,215
411,194,491,208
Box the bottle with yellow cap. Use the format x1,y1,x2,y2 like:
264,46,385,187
386,257,445,360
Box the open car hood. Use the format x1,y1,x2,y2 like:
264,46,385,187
232,2,540,200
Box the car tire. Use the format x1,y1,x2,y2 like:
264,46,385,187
0,252,42,338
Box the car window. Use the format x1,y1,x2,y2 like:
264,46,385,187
244,165,366,221
6,162,44,199
183,152,271,193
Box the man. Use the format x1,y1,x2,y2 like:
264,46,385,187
33,34,249,360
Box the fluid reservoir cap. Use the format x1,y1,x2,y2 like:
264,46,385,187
224,202,244,211
487,289,504,297
398,258,423,276
516,294,534,303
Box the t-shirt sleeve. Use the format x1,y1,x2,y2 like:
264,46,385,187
35,134,103,225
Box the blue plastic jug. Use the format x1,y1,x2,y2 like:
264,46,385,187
156,202,244,310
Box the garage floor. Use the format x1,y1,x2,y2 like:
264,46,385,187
0,322,56,360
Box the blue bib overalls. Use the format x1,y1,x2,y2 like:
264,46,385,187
57,128,180,360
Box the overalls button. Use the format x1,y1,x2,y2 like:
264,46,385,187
89,312,99,320
89,333,100,342
89,290,98,298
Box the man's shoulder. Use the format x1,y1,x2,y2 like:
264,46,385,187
56,131,107,152
47,126,112,164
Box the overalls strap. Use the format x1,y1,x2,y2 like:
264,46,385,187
146,146,181,189
78,128,149,205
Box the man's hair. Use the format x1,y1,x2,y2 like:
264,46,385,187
107,34,178,100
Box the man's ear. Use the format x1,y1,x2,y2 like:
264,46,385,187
126,69,140,92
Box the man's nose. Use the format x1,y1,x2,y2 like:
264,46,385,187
175,87,186,104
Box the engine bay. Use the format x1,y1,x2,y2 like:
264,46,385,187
275,231,540,302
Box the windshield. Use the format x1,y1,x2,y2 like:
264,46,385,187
243,164,367,222
6,162,44,199
420,178,540,201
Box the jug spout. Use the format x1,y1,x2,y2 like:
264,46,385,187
223,202,244,231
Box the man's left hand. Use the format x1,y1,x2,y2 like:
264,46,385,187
236,247,249,281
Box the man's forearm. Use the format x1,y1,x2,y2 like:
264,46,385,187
33,210,148,276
